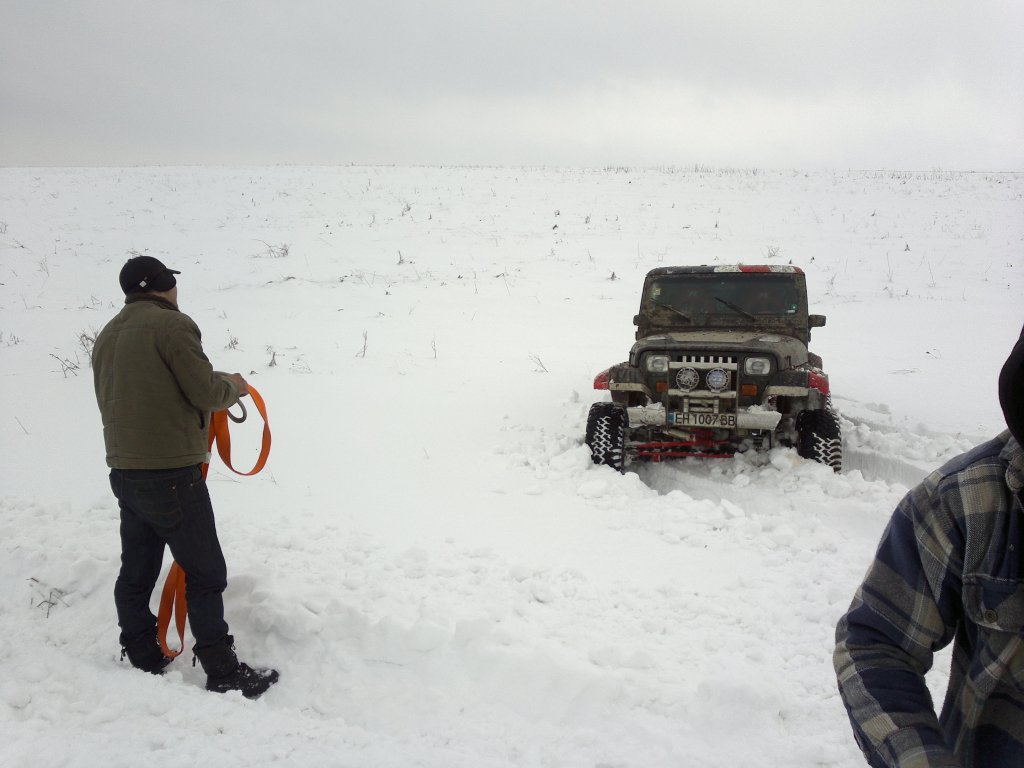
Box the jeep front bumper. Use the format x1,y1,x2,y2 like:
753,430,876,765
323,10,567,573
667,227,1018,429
625,405,782,431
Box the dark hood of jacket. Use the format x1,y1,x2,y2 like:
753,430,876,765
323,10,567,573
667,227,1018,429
1000,324,1024,445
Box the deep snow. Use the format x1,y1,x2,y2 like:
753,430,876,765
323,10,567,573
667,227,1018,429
0,166,1021,768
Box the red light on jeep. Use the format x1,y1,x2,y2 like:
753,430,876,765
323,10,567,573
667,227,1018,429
593,369,610,390
656,381,669,393
740,384,758,397
808,370,830,395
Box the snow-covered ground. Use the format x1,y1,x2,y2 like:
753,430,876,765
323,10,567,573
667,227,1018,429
0,166,1021,767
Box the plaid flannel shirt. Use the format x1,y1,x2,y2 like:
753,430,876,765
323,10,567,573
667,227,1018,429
834,432,1024,768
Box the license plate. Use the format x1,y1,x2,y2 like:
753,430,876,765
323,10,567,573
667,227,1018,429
673,412,737,428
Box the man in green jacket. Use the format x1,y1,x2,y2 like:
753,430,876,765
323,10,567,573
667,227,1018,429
93,255,278,699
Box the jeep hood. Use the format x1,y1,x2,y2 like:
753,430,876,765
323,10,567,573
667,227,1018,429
630,330,810,368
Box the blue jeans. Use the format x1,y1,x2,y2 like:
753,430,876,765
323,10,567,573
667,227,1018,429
109,465,230,653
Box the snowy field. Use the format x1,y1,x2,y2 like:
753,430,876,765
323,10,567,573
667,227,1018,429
0,165,1021,767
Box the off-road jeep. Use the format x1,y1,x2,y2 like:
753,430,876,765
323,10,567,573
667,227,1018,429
586,265,841,472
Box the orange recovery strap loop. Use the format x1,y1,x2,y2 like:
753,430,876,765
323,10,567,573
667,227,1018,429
156,385,271,659
157,562,187,658
209,386,271,477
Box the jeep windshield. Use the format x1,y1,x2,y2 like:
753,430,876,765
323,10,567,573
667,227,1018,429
646,274,801,319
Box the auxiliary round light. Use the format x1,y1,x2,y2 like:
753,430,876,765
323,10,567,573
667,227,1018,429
706,367,730,393
676,367,699,391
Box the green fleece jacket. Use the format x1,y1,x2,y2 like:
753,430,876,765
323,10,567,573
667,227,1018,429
93,294,240,469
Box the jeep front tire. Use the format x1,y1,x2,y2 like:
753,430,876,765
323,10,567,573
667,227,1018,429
796,409,843,472
586,403,627,472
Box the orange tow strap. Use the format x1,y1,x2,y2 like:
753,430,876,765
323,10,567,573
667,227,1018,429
157,385,271,658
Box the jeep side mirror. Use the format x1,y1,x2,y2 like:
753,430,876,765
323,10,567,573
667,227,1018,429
809,314,827,328
633,314,641,325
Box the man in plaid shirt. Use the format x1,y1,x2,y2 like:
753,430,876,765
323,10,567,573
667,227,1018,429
834,325,1024,768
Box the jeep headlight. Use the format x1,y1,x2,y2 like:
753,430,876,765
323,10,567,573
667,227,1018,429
744,357,772,375
646,355,670,373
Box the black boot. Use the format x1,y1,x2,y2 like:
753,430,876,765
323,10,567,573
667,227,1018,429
195,636,279,700
121,632,172,675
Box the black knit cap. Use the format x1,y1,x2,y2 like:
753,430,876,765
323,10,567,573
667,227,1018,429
999,324,1024,446
119,256,180,294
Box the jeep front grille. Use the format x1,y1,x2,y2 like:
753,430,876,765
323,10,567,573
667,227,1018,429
675,354,737,367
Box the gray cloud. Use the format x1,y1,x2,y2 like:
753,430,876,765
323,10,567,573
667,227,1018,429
2,0,1021,168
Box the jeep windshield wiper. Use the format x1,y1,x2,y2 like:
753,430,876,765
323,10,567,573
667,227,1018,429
650,300,692,322
713,296,756,320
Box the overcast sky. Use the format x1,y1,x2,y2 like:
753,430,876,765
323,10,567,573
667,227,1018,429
2,1,1022,170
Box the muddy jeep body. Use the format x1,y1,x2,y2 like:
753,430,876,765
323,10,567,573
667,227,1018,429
587,265,841,471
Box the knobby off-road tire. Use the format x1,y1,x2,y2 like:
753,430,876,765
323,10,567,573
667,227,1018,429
796,408,842,472
585,403,627,473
